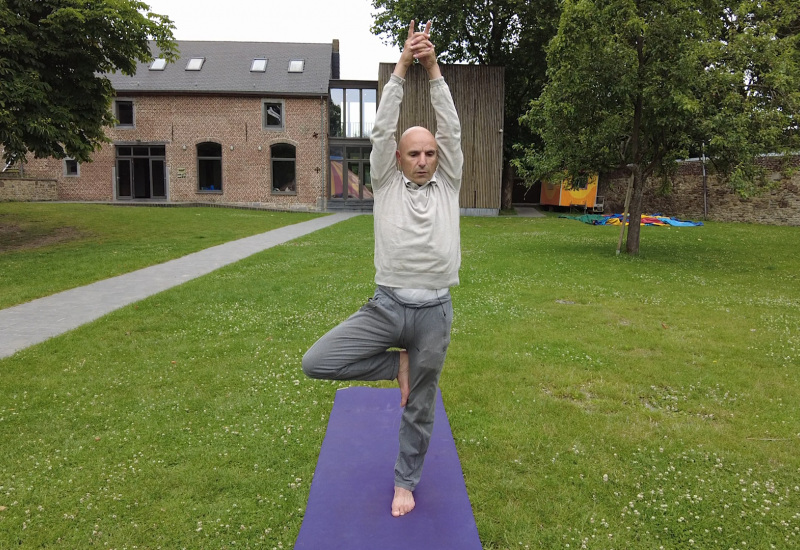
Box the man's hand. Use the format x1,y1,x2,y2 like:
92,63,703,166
393,20,441,80
411,21,437,71
396,20,418,72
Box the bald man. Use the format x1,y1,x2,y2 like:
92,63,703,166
302,21,462,517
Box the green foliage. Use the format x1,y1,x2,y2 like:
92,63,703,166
370,0,560,158
515,0,800,251
700,0,800,195
0,0,177,164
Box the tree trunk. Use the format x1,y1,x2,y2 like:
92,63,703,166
625,166,646,255
501,160,514,211
624,33,646,255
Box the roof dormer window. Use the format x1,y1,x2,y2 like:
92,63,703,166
185,57,205,71
149,58,167,71
288,59,304,73
251,58,267,72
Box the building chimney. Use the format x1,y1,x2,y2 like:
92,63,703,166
331,39,340,80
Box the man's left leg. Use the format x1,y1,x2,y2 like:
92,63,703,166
392,298,453,516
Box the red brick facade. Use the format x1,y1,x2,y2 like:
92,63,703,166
16,94,329,210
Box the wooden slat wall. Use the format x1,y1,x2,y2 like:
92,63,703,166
378,63,504,210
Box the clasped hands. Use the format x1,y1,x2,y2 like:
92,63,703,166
399,20,437,71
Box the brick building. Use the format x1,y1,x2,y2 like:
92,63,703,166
1,39,506,214
5,41,337,211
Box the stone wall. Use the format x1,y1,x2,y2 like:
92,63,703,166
0,177,58,201
600,156,800,226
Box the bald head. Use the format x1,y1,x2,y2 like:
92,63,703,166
396,126,438,185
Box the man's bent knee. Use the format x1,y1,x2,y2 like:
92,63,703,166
301,349,324,379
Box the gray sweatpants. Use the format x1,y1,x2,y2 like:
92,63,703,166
301,286,453,491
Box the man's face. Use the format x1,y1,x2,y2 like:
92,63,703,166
396,127,438,185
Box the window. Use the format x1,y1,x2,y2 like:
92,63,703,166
262,100,284,130
329,88,344,137
572,174,589,190
197,142,222,192
346,89,360,137
115,144,166,199
288,60,304,73
185,57,205,71
329,145,372,200
271,143,296,194
251,58,267,72
362,89,376,138
150,58,167,70
64,158,79,177
329,86,377,139
115,100,134,127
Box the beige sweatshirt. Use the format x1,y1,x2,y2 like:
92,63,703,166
369,74,463,290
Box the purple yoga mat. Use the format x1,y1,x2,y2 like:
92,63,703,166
295,386,482,550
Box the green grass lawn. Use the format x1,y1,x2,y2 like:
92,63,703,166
1,210,798,549
0,203,321,309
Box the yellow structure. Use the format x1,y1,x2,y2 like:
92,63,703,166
540,173,600,210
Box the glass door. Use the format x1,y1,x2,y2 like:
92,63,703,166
116,145,166,199
116,158,132,198
329,144,372,204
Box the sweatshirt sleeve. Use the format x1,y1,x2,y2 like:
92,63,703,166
369,74,405,191
430,77,463,190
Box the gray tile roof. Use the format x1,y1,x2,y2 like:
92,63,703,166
107,41,332,96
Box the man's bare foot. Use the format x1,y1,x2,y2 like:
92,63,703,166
398,350,410,407
392,486,415,517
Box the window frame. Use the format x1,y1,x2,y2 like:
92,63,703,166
288,59,305,73
270,143,296,195
196,141,223,193
114,99,135,128
149,58,167,71
329,83,378,139
185,57,205,71
251,58,267,72
63,158,80,177
361,88,377,138
262,99,285,131
114,143,167,200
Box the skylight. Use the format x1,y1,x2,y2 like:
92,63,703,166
149,58,167,71
288,60,305,73
251,58,267,72
185,57,205,71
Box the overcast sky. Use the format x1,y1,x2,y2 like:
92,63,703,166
144,0,401,80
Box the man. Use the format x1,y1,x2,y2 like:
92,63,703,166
302,20,462,517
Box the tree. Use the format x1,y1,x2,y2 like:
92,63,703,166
371,0,561,209
0,0,177,165
516,0,800,254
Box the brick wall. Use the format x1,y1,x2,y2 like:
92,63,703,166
19,94,329,210
600,156,800,226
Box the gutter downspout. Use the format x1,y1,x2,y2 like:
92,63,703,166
320,95,327,211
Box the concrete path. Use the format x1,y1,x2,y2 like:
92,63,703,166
515,205,546,217
0,212,360,359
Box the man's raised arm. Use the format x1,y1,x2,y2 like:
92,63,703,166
369,21,422,189
415,24,463,189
